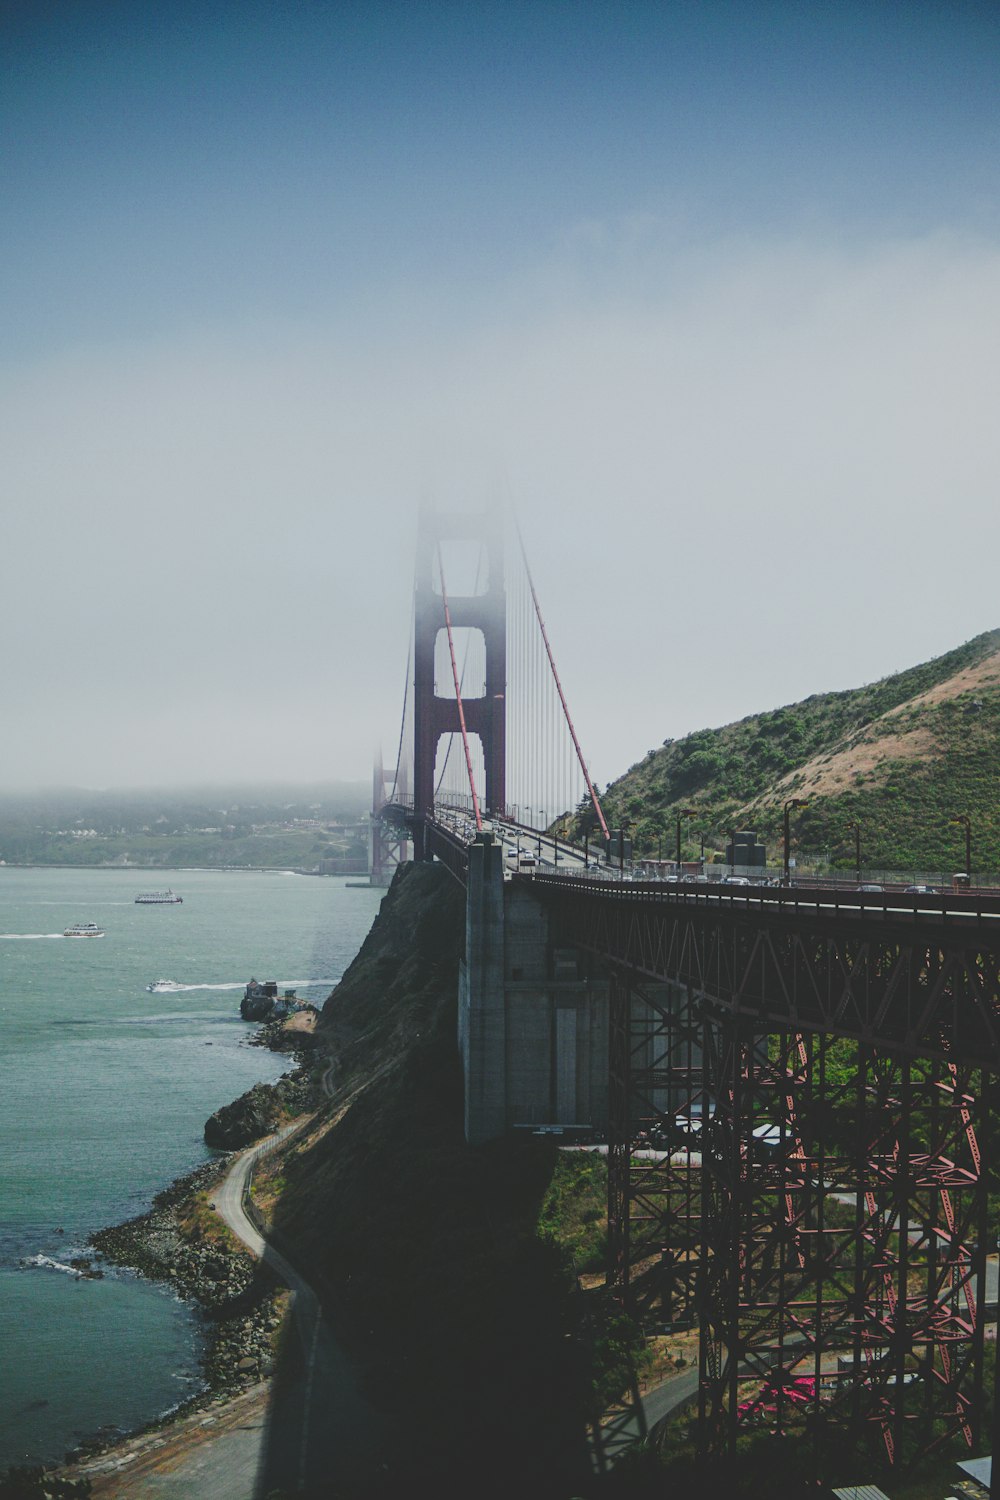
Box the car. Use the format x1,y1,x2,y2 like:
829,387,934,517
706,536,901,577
904,884,937,895
856,883,884,892
723,876,750,886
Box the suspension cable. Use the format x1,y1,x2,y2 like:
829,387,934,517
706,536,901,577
513,514,609,841
437,545,483,831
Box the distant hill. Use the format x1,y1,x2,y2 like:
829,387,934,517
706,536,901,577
589,629,1000,878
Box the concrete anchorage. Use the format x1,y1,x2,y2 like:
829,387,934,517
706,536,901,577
459,833,610,1147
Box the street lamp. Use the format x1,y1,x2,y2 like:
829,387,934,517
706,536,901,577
676,807,696,875
950,814,972,884
783,799,808,884
537,809,545,860
846,821,861,886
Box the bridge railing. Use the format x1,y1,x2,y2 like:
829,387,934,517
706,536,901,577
527,869,1000,928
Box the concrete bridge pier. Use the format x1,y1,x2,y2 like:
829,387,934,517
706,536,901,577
459,832,610,1146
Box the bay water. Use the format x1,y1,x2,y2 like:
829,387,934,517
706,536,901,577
0,866,382,1470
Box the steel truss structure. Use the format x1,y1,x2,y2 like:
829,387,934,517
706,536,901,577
531,878,1000,1473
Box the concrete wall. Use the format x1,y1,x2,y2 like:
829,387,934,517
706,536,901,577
459,840,610,1144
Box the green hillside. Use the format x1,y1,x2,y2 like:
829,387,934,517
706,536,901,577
588,629,1000,878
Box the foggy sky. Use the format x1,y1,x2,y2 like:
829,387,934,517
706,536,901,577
3,1,999,795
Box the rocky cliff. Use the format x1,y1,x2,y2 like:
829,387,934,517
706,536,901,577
258,862,594,1497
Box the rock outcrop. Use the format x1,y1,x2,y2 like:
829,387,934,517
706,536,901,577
203,1067,318,1149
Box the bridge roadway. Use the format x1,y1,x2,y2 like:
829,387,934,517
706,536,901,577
423,809,1000,1068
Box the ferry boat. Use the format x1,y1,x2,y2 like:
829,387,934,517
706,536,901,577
135,890,183,904
64,922,105,938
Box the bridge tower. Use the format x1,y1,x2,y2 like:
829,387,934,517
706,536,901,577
370,751,409,887
413,508,506,859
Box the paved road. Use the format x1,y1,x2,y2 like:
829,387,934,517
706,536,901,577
71,1128,389,1499
214,1129,390,1498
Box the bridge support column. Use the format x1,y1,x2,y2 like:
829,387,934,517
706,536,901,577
459,832,507,1145
606,967,707,1331
695,1028,988,1477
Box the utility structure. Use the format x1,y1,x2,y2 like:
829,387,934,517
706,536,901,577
412,508,506,861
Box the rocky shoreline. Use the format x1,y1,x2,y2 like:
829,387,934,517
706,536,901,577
59,1022,323,1469
86,1161,283,1438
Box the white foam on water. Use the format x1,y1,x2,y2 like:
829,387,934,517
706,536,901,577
0,934,65,940
22,1254,86,1278
146,978,333,994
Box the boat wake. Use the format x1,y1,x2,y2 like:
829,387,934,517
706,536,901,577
146,980,246,994
0,933,65,940
146,979,334,994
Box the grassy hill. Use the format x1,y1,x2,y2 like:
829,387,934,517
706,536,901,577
588,628,1000,878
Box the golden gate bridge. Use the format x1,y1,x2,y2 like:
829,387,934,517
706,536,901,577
371,506,1000,1486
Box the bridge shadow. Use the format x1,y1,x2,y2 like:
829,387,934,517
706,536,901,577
252,1109,597,1497
234,1220,394,1499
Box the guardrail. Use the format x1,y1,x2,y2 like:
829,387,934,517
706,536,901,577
528,869,1000,928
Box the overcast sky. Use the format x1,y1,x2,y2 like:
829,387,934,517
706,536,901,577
3,0,999,794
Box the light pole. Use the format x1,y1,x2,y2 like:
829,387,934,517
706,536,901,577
846,821,861,885
951,813,971,884
537,809,545,860
783,798,808,884
676,807,696,875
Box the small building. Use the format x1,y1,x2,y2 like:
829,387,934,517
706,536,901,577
956,1454,992,1494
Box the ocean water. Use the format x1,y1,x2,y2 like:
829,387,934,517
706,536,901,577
0,866,382,1470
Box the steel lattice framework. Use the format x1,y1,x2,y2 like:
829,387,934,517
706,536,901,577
533,874,1000,1474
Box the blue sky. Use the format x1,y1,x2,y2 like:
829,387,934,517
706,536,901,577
3,1,1000,788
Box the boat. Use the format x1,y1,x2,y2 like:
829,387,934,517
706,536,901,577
63,922,105,938
135,890,183,904
145,980,176,993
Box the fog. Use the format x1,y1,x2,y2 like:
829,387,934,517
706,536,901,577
3,3,998,794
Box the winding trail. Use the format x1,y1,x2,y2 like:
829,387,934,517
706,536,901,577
67,1124,388,1498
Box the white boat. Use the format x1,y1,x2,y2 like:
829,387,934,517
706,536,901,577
64,922,105,938
145,980,176,993
135,890,183,904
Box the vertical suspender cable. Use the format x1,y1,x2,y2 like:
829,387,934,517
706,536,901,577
513,515,610,842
